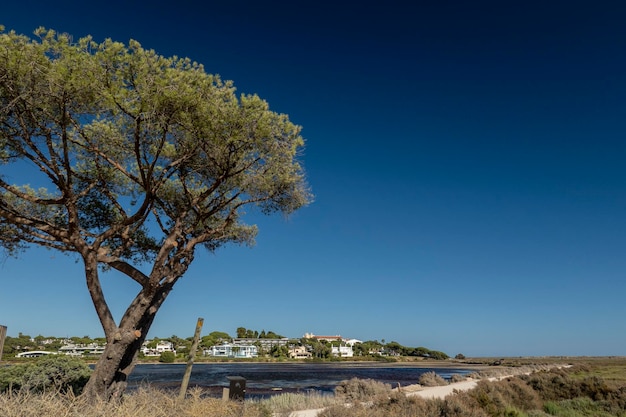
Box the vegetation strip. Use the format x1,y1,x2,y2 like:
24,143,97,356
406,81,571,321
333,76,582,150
2,357,625,416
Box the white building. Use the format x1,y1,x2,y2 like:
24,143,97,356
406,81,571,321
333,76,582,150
59,343,105,356
141,341,176,356
205,343,258,358
331,345,354,358
303,333,343,343
15,350,56,358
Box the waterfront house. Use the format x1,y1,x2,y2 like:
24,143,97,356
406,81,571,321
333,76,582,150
59,342,105,356
16,350,56,358
234,337,289,351
288,345,312,359
141,341,176,356
303,333,343,343
205,343,258,358
331,345,354,358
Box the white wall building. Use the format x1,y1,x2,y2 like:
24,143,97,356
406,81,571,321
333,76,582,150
15,350,56,358
205,343,258,359
141,341,176,356
59,343,105,356
331,345,354,357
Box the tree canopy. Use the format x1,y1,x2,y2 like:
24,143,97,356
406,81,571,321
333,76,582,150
0,27,311,399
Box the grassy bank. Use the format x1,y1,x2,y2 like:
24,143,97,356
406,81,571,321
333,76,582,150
1,357,624,416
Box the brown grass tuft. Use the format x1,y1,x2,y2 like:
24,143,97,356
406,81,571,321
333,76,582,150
418,371,448,387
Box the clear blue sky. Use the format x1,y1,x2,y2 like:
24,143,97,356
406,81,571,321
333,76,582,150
1,1,625,357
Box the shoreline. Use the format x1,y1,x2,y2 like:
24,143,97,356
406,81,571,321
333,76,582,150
287,363,570,417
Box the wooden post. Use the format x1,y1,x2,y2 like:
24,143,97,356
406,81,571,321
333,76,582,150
0,325,6,363
178,318,204,401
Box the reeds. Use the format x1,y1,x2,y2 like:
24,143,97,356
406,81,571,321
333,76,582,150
249,391,338,415
0,387,260,417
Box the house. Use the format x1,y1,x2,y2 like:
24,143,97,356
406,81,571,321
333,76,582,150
58,342,105,356
204,343,258,358
331,345,354,358
16,350,56,358
288,346,312,359
344,338,363,346
303,333,343,343
234,337,289,351
141,341,176,356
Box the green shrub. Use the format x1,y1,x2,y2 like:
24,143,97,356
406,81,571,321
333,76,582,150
159,351,176,363
0,355,91,394
0,363,25,392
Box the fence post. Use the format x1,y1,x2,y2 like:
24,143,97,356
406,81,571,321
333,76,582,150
0,325,6,363
179,317,204,400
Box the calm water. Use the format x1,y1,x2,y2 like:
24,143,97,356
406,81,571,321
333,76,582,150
128,362,473,398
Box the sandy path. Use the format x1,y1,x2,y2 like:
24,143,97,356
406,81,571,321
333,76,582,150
282,365,569,417
283,378,484,417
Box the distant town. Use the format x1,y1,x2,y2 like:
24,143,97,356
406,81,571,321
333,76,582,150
0,327,452,361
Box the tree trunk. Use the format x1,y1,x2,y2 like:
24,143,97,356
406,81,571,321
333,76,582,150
82,284,171,401
82,329,144,400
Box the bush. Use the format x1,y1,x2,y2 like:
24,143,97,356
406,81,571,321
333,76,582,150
334,378,392,402
419,371,448,387
468,378,542,415
159,351,176,363
0,355,91,394
451,373,468,383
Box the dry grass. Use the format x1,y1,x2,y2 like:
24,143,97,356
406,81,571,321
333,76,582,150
418,371,449,387
334,378,393,403
0,387,266,417
2,358,625,416
0,387,341,417
318,363,626,417
251,391,338,415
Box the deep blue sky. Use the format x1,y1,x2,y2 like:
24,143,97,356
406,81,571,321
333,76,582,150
1,1,625,357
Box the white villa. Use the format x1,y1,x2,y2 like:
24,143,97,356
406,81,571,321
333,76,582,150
59,343,105,356
331,345,354,357
141,341,176,356
15,350,56,358
204,343,258,358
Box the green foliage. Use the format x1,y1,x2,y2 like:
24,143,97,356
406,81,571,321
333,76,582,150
3,334,37,354
70,336,93,345
349,340,450,359
200,331,231,349
270,345,289,358
0,28,310,264
305,339,332,359
158,351,176,363
427,350,450,360
236,327,284,339
543,397,620,417
0,27,311,397
165,335,190,352
0,355,91,394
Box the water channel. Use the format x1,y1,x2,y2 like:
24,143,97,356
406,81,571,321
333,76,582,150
128,362,475,398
